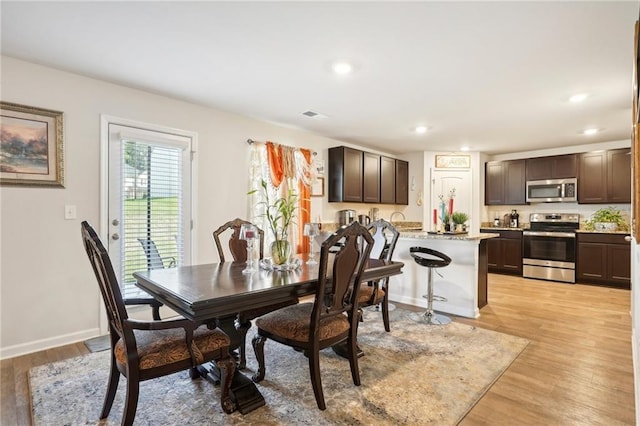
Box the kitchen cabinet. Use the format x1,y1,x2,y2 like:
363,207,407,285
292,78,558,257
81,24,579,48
363,152,380,203
578,148,631,204
525,154,577,180
481,229,522,275
576,233,631,289
380,156,396,204
484,159,526,205
395,159,409,205
329,146,408,204
328,146,363,202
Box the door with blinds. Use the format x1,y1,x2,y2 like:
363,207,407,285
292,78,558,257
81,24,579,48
105,120,193,301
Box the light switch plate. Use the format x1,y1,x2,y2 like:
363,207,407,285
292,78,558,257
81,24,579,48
64,205,77,220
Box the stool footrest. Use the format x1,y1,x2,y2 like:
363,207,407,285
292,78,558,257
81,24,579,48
422,294,447,302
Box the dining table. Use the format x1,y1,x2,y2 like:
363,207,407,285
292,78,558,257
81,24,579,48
133,255,404,414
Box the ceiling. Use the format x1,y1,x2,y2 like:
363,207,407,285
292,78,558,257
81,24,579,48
1,1,638,155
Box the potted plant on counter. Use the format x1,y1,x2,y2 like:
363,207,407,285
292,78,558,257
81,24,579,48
584,206,629,232
451,211,469,233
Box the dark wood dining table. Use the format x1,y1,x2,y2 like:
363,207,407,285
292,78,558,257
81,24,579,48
133,256,403,414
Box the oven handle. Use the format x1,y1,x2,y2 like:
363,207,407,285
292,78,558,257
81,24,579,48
523,231,575,238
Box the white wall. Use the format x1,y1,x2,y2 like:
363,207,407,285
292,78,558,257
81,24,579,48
0,56,410,358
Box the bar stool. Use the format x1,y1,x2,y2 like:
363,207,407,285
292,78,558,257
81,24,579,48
409,246,452,325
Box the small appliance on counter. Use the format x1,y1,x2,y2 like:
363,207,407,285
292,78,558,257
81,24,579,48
337,209,355,226
358,214,371,225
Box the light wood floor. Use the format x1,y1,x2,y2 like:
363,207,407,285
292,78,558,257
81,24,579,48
1,273,635,425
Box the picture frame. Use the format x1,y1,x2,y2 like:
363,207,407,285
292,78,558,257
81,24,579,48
0,101,64,187
435,154,471,169
311,177,324,197
314,159,325,175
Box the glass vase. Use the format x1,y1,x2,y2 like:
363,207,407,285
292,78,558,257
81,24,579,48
270,240,291,265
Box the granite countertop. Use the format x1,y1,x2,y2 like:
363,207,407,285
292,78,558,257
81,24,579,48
575,229,631,235
399,230,499,241
480,226,527,231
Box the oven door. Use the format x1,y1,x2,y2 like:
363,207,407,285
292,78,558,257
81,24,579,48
522,231,576,283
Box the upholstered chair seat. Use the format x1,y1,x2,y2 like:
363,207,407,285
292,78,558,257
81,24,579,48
114,326,230,371
358,285,385,306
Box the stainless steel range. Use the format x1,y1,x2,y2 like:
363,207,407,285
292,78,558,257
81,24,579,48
522,213,580,283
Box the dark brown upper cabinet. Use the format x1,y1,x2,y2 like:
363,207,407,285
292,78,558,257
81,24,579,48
395,160,409,205
328,146,363,202
578,148,631,204
328,146,408,205
380,156,396,204
485,159,526,205
525,154,577,180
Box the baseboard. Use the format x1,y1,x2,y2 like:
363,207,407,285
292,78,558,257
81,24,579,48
0,328,100,360
633,325,640,426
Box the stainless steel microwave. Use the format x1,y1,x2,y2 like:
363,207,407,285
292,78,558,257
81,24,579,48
526,178,577,203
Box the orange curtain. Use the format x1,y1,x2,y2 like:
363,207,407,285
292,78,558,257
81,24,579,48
297,149,312,254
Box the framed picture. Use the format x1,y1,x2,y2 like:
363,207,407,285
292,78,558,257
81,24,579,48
435,154,471,169
311,177,324,197
0,101,64,187
314,159,325,175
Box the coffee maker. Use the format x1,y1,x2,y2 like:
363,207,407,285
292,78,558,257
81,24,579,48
337,209,355,226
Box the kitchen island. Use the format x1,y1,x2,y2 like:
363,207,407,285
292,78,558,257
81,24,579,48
388,231,498,318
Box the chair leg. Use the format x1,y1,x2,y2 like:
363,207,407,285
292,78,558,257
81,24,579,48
100,354,120,419
216,356,237,414
251,334,266,382
122,373,140,426
381,295,390,332
308,349,326,410
348,333,361,387
151,304,162,321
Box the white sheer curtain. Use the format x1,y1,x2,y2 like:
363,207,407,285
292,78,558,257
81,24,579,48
248,142,311,255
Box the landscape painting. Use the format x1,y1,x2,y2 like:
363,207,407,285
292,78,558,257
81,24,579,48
0,102,64,187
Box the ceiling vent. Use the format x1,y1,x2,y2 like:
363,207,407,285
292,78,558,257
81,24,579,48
302,110,328,119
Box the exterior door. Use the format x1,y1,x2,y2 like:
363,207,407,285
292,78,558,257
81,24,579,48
102,117,194,307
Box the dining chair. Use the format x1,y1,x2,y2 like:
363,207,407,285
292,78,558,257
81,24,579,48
251,221,374,410
213,217,298,369
134,237,177,321
358,219,400,331
81,221,236,425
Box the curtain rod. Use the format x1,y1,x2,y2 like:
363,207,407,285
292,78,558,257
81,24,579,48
247,138,317,156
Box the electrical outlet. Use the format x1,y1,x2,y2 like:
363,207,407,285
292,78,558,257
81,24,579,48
64,205,77,220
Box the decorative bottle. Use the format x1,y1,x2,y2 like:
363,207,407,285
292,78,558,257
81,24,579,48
510,209,519,228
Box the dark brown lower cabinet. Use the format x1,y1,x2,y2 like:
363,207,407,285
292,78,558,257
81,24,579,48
576,233,631,289
481,229,522,275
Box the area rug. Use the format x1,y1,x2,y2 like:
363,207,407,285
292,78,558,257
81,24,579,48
29,308,528,425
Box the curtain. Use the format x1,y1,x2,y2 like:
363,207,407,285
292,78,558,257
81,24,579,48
248,141,312,255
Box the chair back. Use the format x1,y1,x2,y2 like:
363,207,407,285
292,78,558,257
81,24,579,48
367,219,400,261
213,218,264,262
313,222,373,330
137,238,169,270
81,221,129,333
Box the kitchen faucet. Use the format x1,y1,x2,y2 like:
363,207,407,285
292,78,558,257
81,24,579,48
390,211,406,223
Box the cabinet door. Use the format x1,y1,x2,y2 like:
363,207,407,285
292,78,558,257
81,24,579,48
607,244,631,287
343,147,363,202
363,152,380,203
485,162,505,205
607,149,631,203
501,238,523,273
578,152,607,203
504,160,526,205
486,237,500,269
526,157,553,181
380,156,396,204
553,154,577,178
577,242,607,280
395,160,409,205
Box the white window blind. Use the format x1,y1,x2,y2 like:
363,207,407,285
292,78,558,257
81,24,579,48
119,139,184,298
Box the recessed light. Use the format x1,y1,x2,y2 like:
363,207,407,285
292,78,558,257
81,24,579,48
414,125,428,134
460,146,470,152
569,93,588,103
332,62,353,75
582,128,599,135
